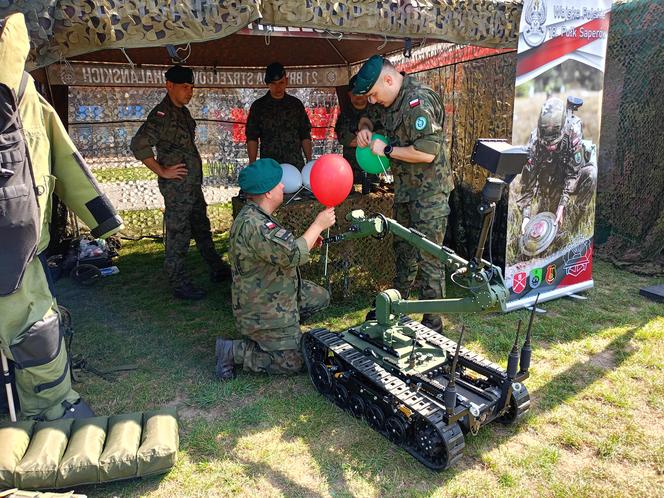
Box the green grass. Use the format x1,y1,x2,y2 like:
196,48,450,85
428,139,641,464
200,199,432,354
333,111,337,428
93,163,236,183
4,214,663,497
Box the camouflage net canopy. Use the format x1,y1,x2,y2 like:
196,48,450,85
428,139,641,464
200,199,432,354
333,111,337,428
596,0,664,275
0,1,522,69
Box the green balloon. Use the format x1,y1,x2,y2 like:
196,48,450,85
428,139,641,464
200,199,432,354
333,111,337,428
355,133,391,174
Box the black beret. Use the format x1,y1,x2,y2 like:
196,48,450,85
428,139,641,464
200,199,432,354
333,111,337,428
165,65,194,84
265,62,286,84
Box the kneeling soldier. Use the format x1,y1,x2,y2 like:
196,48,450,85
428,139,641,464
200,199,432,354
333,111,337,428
215,159,336,379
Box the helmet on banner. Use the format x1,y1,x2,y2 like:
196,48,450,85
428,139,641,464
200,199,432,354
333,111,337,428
537,98,566,146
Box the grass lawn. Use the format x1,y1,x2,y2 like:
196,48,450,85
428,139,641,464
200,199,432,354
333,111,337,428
15,231,663,497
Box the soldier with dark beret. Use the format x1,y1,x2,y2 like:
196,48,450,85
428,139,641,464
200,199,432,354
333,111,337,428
215,159,335,380
354,56,454,333
130,65,230,300
245,62,313,169
334,74,382,191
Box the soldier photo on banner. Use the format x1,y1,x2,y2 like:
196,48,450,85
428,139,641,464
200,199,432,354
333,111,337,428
505,0,611,306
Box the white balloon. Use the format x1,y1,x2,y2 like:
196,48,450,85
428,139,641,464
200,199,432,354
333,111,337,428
301,159,316,190
280,163,303,194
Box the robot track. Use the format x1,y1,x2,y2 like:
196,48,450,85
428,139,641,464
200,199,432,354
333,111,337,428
302,328,466,470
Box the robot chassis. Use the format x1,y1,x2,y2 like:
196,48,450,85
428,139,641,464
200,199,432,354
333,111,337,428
303,141,534,470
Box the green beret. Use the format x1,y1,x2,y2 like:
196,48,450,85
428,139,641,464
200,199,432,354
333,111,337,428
239,158,283,195
352,55,384,95
165,65,194,84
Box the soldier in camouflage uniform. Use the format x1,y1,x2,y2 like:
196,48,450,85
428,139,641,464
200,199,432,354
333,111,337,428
517,97,597,233
354,56,454,333
246,62,313,169
215,159,336,380
130,65,230,300
334,74,382,190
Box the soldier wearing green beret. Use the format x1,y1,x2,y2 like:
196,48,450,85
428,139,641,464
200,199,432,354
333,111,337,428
215,159,336,380
354,56,454,333
130,65,230,300
245,62,313,169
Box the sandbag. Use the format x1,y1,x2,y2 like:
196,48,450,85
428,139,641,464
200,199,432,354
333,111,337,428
15,420,73,489
0,422,34,488
137,409,179,476
0,408,178,491
98,412,142,481
56,417,107,487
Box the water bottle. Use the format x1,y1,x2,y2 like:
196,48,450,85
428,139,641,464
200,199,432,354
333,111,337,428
99,266,120,277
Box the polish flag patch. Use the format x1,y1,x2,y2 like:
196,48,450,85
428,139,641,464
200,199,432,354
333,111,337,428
265,222,276,230
409,98,420,108
156,111,165,117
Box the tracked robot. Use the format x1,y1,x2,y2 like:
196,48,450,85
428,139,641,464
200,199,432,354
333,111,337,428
303,140,534,470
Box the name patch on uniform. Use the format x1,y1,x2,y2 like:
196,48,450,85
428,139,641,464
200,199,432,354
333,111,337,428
409,98,420,108
156,111,165,117
265,221,276,230
275,228,291,240
415,116,428,131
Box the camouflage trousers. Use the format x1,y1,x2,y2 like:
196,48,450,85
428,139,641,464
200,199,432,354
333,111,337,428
232,280,329,375
393,192,450,300
159,180,224,287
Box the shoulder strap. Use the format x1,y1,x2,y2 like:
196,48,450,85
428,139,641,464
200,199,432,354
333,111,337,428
17,71,30,104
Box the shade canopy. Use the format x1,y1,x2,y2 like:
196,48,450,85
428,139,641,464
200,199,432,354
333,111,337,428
0,1,522,70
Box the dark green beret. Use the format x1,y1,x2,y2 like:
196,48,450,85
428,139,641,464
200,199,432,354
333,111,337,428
239,158,283,195
352,55,384,95
165,65,194,84
348,74,358,92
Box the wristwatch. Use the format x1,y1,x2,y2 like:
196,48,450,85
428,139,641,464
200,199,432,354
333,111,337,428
383,144,393,158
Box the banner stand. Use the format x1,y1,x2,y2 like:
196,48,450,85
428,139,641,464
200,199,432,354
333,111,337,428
504,0,612,310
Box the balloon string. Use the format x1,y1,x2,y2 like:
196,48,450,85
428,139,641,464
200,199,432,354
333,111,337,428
377,155,388,174
323,228,330,279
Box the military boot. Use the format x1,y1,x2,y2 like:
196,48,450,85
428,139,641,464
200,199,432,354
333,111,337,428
173,282,206,300
210,260,232,282
421,314,443,334
215,338,236,381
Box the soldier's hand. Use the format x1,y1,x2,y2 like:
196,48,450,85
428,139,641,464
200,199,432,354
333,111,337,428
521,217,530,235
161,163,188,180
357,129,372,148
370,139,387,156
314,207,336,231
555,205,565,226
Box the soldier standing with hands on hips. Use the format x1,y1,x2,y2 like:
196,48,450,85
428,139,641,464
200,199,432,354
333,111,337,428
215,159,335,380
354,56,454,334
130,65,230,300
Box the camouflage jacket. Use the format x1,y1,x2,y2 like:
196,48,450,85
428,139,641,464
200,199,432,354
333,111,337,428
130,95,202,185
245,92,311,168
229,201,311,333
517,115,586,218
373,76,453,203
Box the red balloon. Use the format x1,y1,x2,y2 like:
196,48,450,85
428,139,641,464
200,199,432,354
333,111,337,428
310,154,354,207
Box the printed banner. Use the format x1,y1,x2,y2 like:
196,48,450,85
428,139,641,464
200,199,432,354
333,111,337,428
504,0,612,310
47,63,348,88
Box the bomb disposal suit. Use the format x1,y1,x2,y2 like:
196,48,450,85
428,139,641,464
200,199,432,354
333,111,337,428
0,13,123,420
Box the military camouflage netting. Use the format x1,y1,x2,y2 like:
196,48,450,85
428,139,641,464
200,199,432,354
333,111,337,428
0,1,522,70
